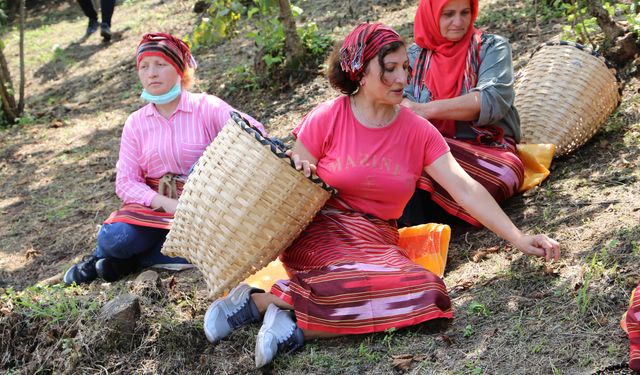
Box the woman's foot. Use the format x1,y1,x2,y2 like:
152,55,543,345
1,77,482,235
95,258,137,282
255,304,304,368
63,255,99,285
204,283,264,343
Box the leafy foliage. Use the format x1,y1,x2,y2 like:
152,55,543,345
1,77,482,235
556,1,640,46
191,0,246,50
191,0,332,89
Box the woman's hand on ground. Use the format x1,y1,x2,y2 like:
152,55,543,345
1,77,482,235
286,149,317,178
514,234,560,262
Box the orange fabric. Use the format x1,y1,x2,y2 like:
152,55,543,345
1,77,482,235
413,0,479,102
397,223,450,277
517,144,555,192
245,223,451,290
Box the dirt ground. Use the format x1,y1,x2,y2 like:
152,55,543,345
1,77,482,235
1,0,640,374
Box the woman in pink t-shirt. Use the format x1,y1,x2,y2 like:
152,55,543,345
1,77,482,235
63,33,264,286
203,23,560,368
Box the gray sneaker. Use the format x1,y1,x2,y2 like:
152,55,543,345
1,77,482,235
255,304,304,368
203,283,263,344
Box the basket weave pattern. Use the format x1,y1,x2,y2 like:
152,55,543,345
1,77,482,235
515,43,620,157
162,115,332,298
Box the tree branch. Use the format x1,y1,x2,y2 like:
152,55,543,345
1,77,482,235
584,0,625,40
18,0,25,114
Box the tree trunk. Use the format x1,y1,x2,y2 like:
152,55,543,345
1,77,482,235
0,50,17,124
277,0,304,70
18,0,25,113
584,0,638,67
584,0,624,40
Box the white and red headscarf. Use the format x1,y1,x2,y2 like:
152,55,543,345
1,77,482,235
339,23,403,82
136,32,197,77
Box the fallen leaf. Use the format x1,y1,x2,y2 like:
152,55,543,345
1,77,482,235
597,316,608,326
472,246,500,262
391,354,428,372
543,264,560,277
472,250,487,262
439,333,454,346
169,276,177,290
391,355,413,371
25,249,40,260
49,119,64,128
531,291,545,299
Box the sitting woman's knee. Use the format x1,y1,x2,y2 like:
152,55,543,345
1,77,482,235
96,223,141,259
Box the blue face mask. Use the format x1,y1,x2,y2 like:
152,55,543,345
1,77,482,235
140,82,182,104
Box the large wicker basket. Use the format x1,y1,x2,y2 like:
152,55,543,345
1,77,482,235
514,41,620,157
162,112,335,298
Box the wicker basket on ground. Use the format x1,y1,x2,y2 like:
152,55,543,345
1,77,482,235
514,41,620,157
162,112,335,299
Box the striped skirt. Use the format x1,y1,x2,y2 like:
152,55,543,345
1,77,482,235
415,137,524,227
622,284,640,371
103,175,185,231
270,200,452,334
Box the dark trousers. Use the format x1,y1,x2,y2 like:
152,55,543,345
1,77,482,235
398,188,468,228
77,0,116,26
93,222,189,268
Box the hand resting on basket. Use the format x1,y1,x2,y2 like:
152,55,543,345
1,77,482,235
285,148,317,178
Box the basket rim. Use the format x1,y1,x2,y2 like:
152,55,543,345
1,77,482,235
531,41,620,83
229,111,338,195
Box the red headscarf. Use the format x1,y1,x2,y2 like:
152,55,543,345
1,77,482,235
413,0,479,101
136,32,197,77
340,23,403,82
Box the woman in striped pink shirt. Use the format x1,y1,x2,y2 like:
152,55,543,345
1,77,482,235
63,32,264,285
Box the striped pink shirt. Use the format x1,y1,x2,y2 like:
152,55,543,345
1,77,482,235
116,91,265,206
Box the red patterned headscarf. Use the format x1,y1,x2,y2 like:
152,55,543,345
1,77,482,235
136,33,197,77
413,0,479,100
339,23,403,82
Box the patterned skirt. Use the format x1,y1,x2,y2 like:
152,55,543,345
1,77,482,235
415,137,524,227
103,175,185,231
270,199,452,334
622,284,640,371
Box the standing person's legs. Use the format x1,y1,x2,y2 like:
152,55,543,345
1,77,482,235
77,0,99,36
98,0,116,41
100,0,116,26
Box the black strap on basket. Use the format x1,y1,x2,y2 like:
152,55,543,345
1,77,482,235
230,111,338,195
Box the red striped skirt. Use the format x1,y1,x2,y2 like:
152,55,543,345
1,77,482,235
623,284,640,371
418,137,524,227
270,199,452,334
103,176,185,231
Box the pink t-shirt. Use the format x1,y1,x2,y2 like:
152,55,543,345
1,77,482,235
294,96,449,220
116,91,265,206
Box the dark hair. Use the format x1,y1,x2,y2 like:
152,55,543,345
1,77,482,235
326,40,405,95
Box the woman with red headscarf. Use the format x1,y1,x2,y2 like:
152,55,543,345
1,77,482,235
400,0,525,228
63,33,264,285
203,22,559,369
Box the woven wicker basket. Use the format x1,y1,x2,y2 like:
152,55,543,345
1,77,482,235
162,112,335,298
514,42,620,157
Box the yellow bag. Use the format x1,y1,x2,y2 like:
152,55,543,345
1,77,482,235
517,144,556,192
398,223,451,277
245,223,452,290
244,259,289,291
